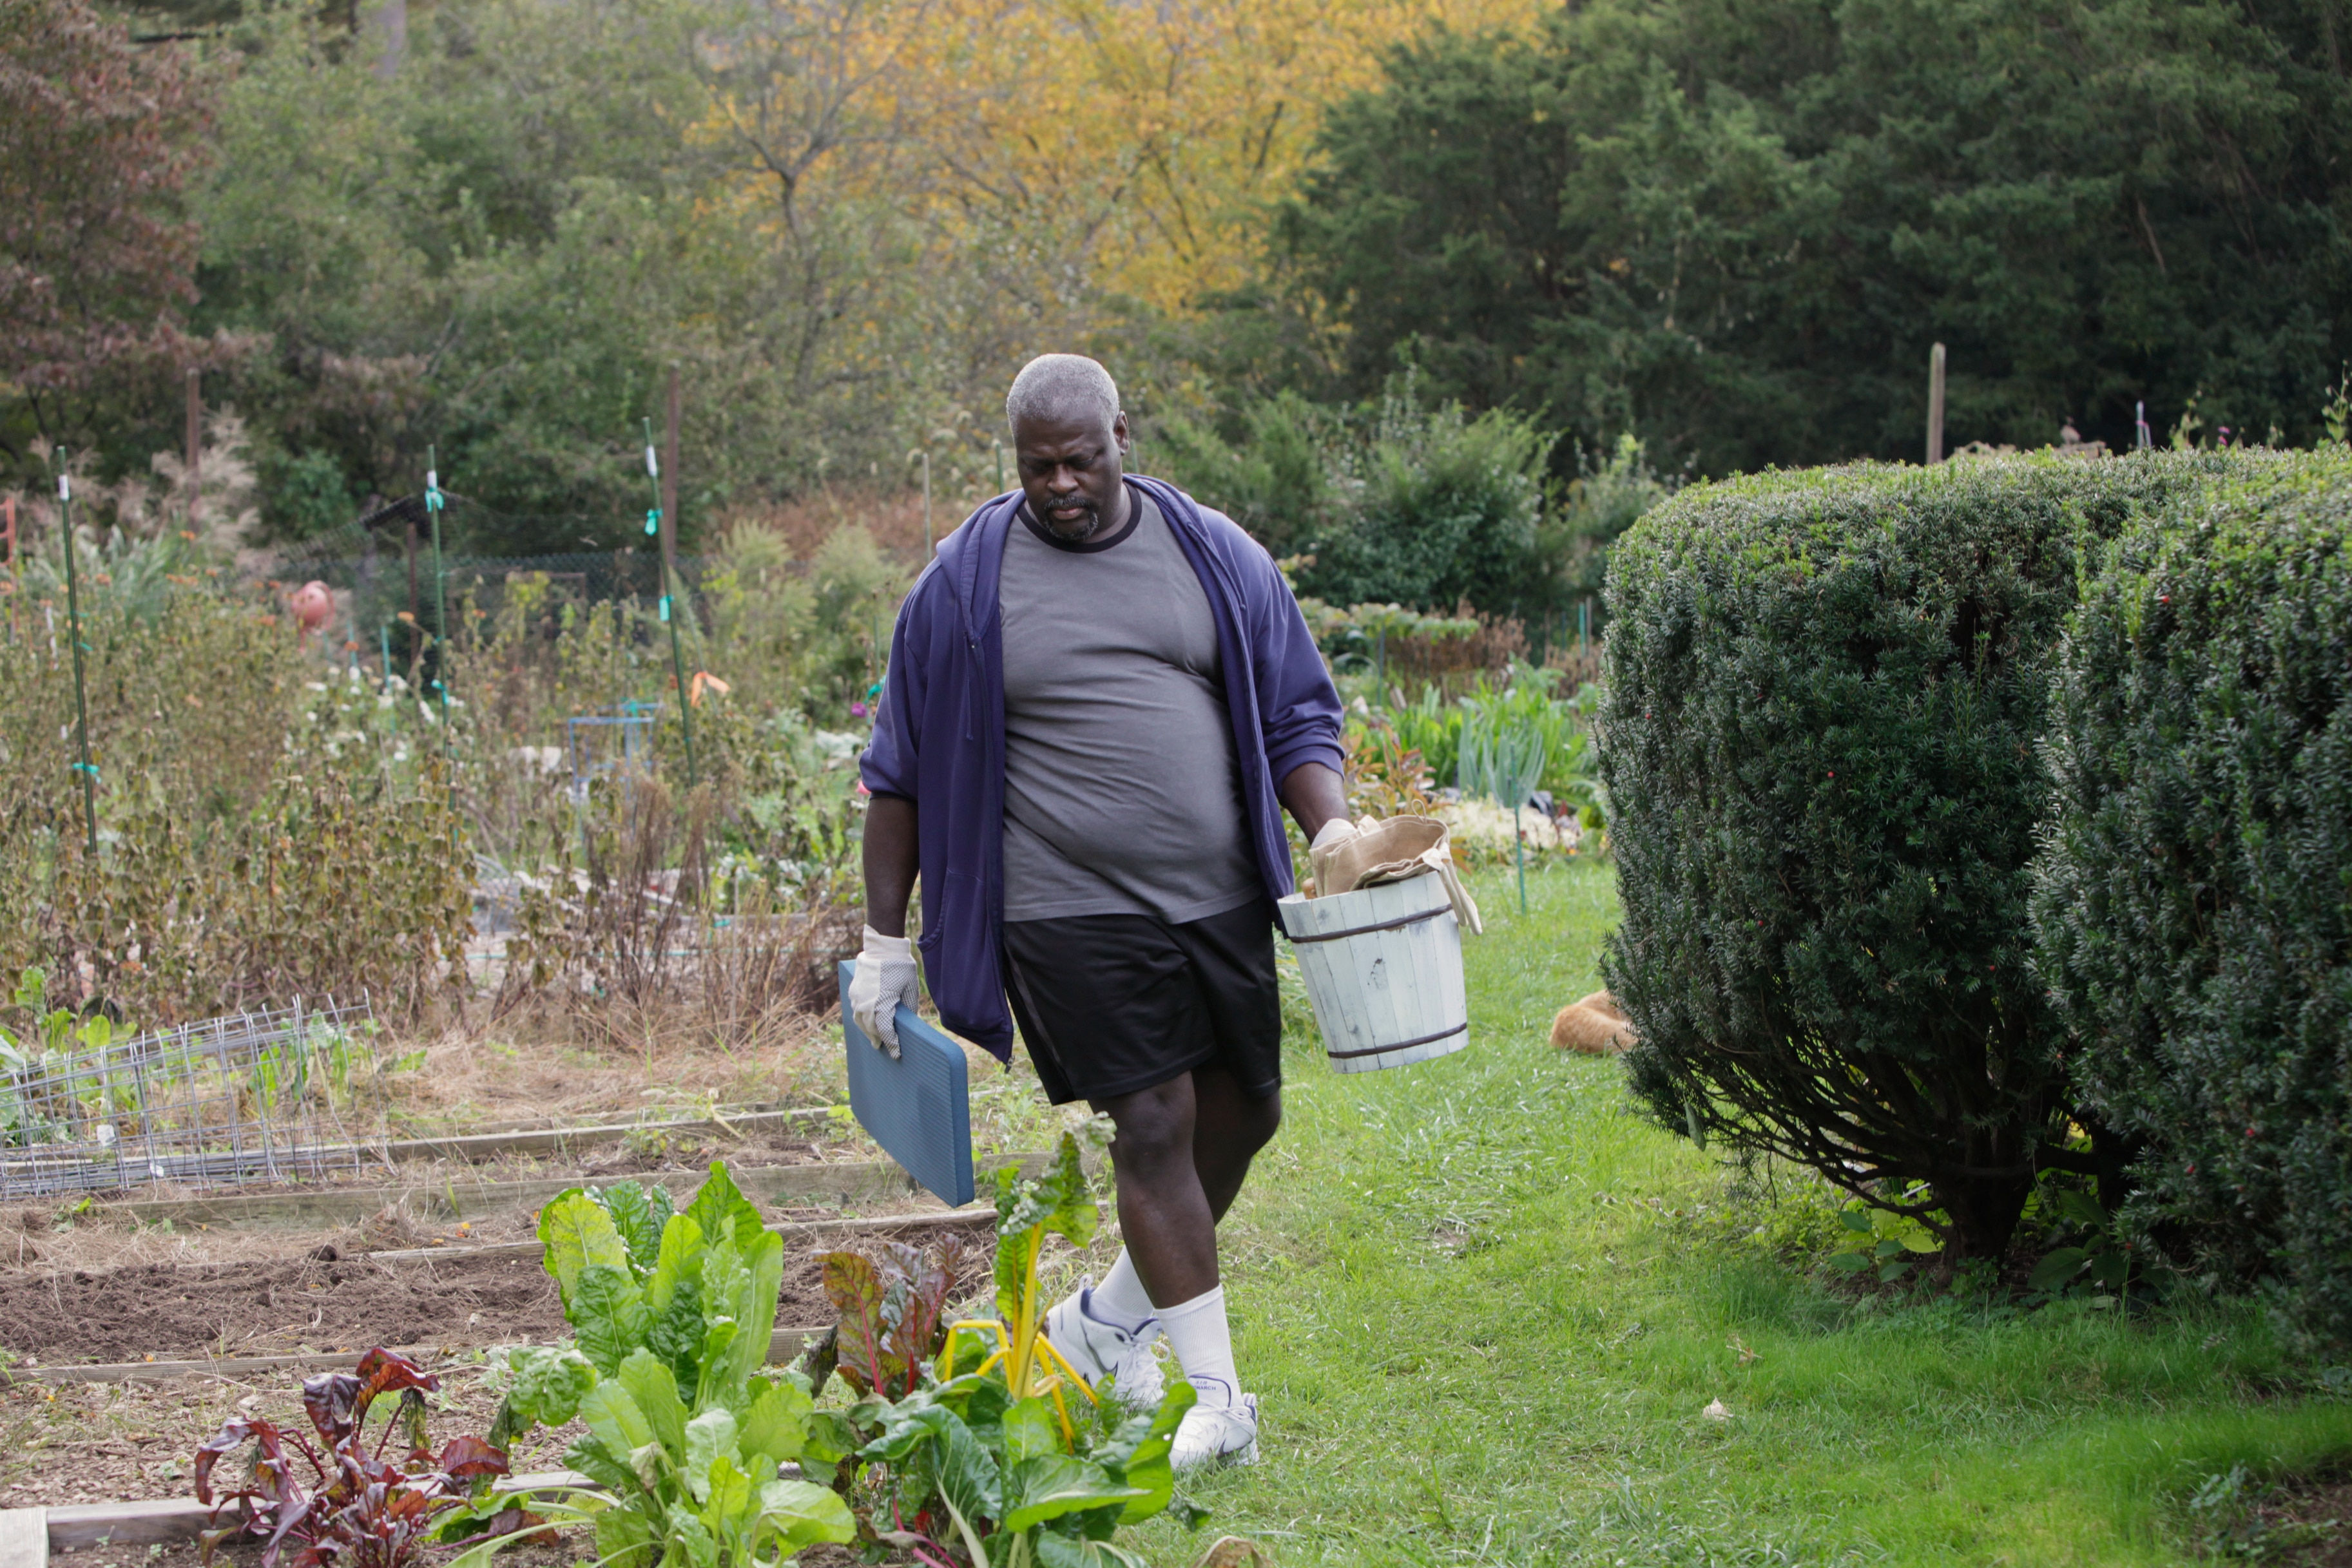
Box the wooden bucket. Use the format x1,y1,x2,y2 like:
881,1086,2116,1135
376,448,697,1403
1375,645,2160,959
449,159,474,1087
1275,874,1468,1073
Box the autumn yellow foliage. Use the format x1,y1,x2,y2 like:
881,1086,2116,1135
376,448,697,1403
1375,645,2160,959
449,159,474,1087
697,0,1546,321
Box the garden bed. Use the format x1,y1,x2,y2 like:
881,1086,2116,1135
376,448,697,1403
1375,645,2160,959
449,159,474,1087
0,1202,999,1366
0,1359,590,1518
2,1247,584,1366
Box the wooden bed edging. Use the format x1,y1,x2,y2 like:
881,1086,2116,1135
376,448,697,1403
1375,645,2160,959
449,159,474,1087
14,1469,597,1558
97,1149,1059,1230
3,1324,835,1388
360,1198,997,1263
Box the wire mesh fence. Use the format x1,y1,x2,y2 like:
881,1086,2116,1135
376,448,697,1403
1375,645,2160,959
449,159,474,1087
0,997,391,1200
257,492,713,629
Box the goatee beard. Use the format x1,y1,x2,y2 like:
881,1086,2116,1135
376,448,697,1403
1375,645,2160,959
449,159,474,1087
1040,499,1102,541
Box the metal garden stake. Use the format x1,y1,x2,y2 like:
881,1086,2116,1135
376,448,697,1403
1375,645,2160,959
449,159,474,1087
54,451,97,856
641,418,697,790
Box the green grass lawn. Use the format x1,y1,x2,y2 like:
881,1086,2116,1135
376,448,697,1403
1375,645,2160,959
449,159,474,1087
1115,859,2352,1567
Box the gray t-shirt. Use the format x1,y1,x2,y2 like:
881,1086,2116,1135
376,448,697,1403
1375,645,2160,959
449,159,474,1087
998,488,1261,923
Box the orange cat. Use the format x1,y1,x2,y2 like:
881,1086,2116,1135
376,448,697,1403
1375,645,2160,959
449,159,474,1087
1551,990,1635,1054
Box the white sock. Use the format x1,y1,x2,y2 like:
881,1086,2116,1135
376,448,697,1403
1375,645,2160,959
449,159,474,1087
1089,1248,1157,1332
1157,1285,1240,1408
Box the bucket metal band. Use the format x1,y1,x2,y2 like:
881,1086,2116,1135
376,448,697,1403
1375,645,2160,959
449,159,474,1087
1325,1021,1467,1060
1283,904,1447,944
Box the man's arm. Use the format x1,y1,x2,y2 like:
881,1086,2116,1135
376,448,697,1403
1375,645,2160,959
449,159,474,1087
862,794,919,938
1278,761,1347,845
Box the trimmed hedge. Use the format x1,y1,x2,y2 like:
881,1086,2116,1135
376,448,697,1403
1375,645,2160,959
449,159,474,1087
2034,452,2352,1344
1600,453,2250,1259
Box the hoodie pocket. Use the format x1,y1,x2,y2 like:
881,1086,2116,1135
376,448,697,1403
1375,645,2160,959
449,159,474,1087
917,868,985,960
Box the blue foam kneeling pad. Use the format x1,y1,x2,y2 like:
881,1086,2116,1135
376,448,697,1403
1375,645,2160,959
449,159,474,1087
838,960,976,1207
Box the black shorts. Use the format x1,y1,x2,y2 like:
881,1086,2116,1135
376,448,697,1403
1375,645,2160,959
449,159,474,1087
999,899,1282,1105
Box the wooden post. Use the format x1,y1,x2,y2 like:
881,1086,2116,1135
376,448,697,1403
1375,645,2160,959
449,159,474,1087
365,0,405,79
1927,342,1947,464
662,365,681,580
185,367,202,529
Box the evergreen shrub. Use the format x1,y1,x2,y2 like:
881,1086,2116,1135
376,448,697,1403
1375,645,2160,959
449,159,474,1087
2033,452,2352,1344
1600,454,2248,1259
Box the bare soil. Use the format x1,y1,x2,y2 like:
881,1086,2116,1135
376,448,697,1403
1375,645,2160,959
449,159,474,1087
6,1248,568,1365
0,1218,991,1364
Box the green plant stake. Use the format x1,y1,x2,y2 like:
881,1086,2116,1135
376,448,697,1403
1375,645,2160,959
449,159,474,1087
641,418,697,791
53,452,97,857
1460,705,1548,915
423,450,463,836
380,622,392,695
425,447,450,736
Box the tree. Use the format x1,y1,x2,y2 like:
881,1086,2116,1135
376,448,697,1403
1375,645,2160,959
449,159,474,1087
0,0,218,477
1281,0,2352,475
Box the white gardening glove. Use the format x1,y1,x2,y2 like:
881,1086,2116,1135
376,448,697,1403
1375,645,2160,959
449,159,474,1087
1307,816,1361,897
848,926,920,1058
1310,818,1361,854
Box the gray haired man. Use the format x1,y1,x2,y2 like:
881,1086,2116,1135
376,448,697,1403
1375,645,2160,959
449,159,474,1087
852,354,1356,1468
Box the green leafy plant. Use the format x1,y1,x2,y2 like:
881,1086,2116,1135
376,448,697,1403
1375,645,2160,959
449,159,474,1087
1457,698,1548,912
1827,1189,1943,1283
479,1165,853,1568
1298,600,1479,687
1379,665,1595,807
807,1136,1202,1568
2025,1187,2130,1297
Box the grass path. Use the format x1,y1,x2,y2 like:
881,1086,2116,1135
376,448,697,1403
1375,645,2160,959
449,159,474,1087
1121,860,2351,1567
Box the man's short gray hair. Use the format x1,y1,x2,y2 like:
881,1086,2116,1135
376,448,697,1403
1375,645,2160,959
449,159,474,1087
1005,354,1120,433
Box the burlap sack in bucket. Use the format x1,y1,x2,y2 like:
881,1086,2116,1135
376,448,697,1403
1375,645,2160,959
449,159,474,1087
1308,814,1483,936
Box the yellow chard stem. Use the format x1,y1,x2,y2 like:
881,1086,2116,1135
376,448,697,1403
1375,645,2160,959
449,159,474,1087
1010,1231,1043,1394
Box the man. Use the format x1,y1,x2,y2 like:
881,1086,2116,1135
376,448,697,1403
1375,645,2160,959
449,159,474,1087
852,353,1353,1469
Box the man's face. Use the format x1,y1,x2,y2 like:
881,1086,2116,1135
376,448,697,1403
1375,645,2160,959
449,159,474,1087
1013,407,1128,541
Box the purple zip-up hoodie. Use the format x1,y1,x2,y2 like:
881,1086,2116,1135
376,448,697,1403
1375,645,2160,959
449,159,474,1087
858,475,1344,1059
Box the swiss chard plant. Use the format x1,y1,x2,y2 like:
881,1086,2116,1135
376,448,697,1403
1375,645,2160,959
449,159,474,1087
477,1164,853,1568
194,1348,510,1568
809,1239,967,1404
807,1135,1204,1568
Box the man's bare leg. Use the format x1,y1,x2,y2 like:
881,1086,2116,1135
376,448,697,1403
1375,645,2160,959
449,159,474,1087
1094,1066,1282,1305
1190,1066,1282,1225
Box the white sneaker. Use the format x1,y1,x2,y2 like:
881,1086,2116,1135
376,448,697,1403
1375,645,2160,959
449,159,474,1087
1170,1387,1258,1471
1044,1280,1166,1410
